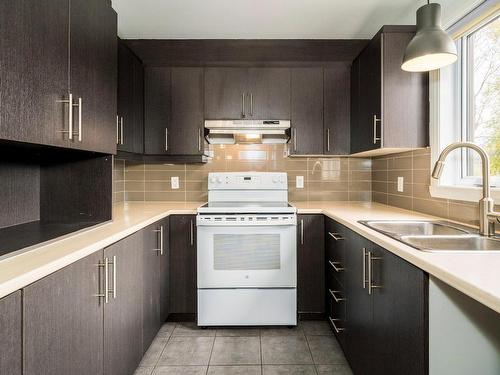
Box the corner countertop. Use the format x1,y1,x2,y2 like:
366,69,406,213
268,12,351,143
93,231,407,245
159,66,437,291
0,200,499,315
294,201,500,314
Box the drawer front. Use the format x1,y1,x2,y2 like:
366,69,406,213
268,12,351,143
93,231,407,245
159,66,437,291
326,273,346,347
326,219,347,287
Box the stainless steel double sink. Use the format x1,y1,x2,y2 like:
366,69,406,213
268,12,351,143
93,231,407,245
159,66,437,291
359,220,500,253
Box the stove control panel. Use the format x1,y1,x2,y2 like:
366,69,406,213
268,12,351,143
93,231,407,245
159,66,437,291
208,172,287,190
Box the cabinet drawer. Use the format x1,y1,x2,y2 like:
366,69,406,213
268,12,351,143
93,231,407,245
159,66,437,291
327,278,346,347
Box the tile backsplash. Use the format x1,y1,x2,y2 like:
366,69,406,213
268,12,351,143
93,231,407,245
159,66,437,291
114,144,372,204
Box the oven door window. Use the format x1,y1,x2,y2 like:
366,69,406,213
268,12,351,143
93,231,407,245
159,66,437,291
214,234,280,270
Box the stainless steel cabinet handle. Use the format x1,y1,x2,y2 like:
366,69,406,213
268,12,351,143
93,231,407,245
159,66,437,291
373,115,381,144
326,128,330,152
367,251,382,295
72,97,82,142
154,226,164,255
190,219,194,246
106,256,117,299
300,219,304,245
95,260,107,302
120,117,124,145
116,115,120,144
328,260,345,272
362,248,368,289
56,93,74,140
165,128,169,151
249,93,253,116
329,289,346,303
293,128,297,151
241,93,245,118
198,128,202,151
328,316,345,333
104,257,110,303
328,232,344,241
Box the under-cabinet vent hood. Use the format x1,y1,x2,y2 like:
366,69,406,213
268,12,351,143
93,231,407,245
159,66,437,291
205,120,291,145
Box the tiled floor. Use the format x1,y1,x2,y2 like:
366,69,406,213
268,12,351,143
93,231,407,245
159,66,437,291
134,321,353,375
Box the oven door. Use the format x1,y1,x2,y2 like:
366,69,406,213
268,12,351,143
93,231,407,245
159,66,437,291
197,215,297,288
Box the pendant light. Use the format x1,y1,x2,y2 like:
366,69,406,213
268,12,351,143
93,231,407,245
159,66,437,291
401,1,457,72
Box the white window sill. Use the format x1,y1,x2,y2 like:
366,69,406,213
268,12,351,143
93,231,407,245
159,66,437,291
430,183,500,203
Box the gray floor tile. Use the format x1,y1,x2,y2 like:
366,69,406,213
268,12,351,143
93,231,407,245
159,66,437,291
139,337,168,367
307,336,347,365
153,366,207,375
261,336,313,365
260,322,303,336
316,364,353,375
208,365,262,375
301,321,333,336
210,336,261,365
216,327,261,337
158,336,215,366
172,322,216,337
156,323,177,339
262,365,317,375
134,367,154,375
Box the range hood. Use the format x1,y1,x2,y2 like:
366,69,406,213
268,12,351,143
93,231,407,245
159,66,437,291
205,120,291,145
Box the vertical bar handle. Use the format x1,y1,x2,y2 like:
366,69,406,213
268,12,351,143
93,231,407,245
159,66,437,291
73,97,82,142
368,252,382,295
190,219,194,246
249,93,253,116
120,117,124,145
116,115,120,144
241,93,245,118
300,219,304,245
362,248,367,289
104,257,109,304
293,128,297,152
107,255,117,299
154,226,164,255
56,93,73,140
198,128,202,151
165,128,168,151
326,128,330,152
373,115,381,144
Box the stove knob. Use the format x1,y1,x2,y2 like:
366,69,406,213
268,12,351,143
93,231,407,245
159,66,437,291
216,177,223,184
209,177,217,184
279,176,285,183
272,177,279,183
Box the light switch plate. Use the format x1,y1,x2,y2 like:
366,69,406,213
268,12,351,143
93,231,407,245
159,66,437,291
296,176,304,189
171,176,180,190
397,176,404,192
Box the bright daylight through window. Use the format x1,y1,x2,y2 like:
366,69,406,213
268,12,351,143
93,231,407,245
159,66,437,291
433,11,500,197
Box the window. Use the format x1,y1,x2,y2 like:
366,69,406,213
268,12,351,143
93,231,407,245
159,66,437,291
430,9,500,201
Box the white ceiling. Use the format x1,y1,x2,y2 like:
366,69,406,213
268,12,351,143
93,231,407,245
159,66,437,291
112,0,481,40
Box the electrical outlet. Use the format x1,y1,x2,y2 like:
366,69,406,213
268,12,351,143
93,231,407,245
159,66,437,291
397,176,404,192
296,176,304,189
171,176,180,190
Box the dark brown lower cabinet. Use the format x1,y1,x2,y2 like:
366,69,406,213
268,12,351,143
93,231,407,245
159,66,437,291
297,214,325,314
142,223,162,352
169,215,197,314
0,291,22,375
159,217,171,322
23,252,104,375
104,231,143,375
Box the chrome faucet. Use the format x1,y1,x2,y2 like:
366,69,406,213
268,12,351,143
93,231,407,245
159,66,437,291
432,142,500,236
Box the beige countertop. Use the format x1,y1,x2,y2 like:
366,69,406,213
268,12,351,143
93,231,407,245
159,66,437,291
0,200,499,315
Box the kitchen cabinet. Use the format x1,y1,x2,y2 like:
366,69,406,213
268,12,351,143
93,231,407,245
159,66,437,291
0,291,22,375
117,41,144,154
290,68,324,155
204,67,290,120
159,217,171,322
23,252,104,375
142,223,162,352
297,214,325,314
0,0,117,154
324,63,351,155
169,215,197,314
350,26,428,155
104,231,144,375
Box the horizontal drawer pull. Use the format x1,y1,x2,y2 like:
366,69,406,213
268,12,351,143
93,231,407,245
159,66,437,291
328,316,345,333
328,260,345,272
328,232,345,241
329,289,346,302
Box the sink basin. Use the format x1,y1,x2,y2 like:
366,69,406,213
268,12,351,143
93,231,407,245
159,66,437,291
401,235,500,252
360,220,471,236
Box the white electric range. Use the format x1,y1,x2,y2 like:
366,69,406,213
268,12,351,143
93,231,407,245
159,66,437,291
196,172,297,327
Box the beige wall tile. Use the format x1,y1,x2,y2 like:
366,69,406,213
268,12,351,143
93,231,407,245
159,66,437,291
124,170,144,181
413,153,431,170
413,169,430,185
448,202,479,226
125,192,145,201
372,158,388,171
114,181,125,193
145,163,185,171
186,191,208,202
388,194,412,211
372,181,388,193
145,170,185,181
145,180,185,192
308,181,347,192
387,156,412,170
125,161,145,172
348,158,372,171
349,170,372,181
388,170,413,184
145,191,186,201
348,181,371,192
413,198,448,218
349,191,372,201
372,170,388,182
289,190,308,202
308,191,349,201
373,191,388,204
125,181,145,192
388,182,412,197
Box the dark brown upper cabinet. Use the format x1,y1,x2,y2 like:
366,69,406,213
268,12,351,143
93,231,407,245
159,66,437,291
204,67,291,120
350,26,429,155
290,68,324,155
0,0,117,154
117,41,144,154
324,63,351,155
144,67,206,156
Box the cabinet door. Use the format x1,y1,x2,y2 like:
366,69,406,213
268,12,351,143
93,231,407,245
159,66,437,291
143,224,162,352
248,68,290,119
24,252,104,375
324,64,350,155
0,291,22,375
290,68,324,155
0,0,69,148
205,67,247,119
345,232,373,375
104,232,143,375
170,68,205,155
169,215,197,314
370,247,428,375
349,58,360,154
297,214,325,313
352,35,382,154
160,217,171,322
144,67,171,154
